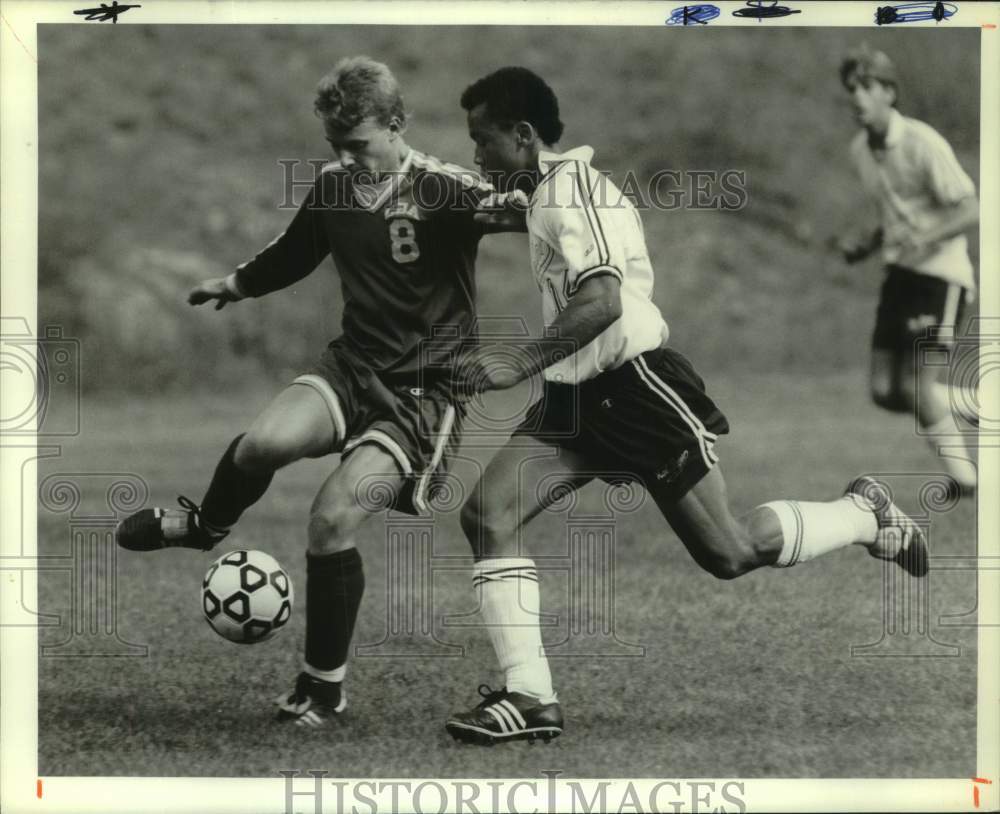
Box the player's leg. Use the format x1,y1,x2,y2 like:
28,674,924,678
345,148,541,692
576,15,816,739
278,441,404,726
870,348,908,413
652,464,928,579
622,346,927,578
446,435,593,744
116,379,341,552
915,282,976,491
870,268,976,490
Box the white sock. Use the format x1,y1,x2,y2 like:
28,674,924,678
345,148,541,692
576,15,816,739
763,497,878,567
923,414,977,488
933,381,979,424
473,557,555,702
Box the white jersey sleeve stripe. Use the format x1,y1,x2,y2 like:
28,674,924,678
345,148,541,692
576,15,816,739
579,162,612,263
571,161,610,267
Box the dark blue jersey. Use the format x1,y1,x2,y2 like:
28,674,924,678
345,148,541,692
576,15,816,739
235,149,492,377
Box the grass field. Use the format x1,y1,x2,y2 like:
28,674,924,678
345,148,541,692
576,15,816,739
37,370,978,779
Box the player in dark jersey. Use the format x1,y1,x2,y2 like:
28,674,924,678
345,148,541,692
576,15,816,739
115,56,505,726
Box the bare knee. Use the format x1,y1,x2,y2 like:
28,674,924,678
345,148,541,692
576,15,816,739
308,497,367,556
461,491,517,560
696,525,760,580
236,425,307,472
702,548,756,580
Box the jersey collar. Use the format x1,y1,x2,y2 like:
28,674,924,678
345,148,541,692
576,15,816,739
532,145,595,205
884,109,904,148
352,148,415,212
868,109,904,152
537,145,595,173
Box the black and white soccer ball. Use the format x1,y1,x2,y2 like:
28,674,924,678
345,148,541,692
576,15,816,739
202,550,293,644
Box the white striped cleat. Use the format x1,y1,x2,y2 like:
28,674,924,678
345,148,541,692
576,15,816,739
446,685,563,745
845,476,929,577
276,672,346,727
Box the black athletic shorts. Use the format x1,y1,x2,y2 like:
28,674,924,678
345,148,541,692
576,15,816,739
293,342,462,516
873,264,970,353
513,347,730,503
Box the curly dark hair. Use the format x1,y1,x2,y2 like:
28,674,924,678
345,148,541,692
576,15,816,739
460,67,564,144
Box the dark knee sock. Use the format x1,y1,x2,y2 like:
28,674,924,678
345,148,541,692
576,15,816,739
200,434,274,529
305,548,365,677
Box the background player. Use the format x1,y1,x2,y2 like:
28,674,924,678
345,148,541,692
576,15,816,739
835,45,979,494
444,67,930,745
115,56,504,727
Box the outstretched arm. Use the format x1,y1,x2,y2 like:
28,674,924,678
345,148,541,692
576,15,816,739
473,190,530,234
189,180,331,309
457,274,622,393
188,275,245,310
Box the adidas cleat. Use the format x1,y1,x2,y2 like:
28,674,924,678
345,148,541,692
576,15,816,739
446,685,563,745
276,672,346,727
115,495,228,552
845,476,929,577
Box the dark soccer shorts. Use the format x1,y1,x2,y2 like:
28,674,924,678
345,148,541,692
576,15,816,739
873,264,970,353
293,345,462,516
513,347,730,503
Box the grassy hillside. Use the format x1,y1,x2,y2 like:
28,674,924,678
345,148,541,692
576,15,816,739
38,25,981,392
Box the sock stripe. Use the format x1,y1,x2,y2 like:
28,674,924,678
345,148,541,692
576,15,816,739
789,500,804,567
474,565,538,577
472,572,538,586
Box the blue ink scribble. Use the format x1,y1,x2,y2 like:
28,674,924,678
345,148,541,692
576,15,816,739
732,0,802,19
666,4,721,25
875,1,957,25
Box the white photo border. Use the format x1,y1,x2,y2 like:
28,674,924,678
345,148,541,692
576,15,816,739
2,1,998,812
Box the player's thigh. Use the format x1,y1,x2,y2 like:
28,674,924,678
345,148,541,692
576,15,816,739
461,436,595,555
650,464,754,578
308,442,405,553
239,382,338,468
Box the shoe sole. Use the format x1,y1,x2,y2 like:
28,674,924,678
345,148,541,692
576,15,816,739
445,721,561,745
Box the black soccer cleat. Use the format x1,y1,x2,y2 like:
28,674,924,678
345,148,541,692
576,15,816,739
446,685,563,745
276,672,347,727
115,495,228,552
845,476,929,578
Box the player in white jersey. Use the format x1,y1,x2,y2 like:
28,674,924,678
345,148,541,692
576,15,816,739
835,46,979,493
445,67,930,745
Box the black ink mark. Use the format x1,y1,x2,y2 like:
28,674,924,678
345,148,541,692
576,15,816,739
73,1,141,23
732,0,802,19
666,4,721,25
875,2,956,25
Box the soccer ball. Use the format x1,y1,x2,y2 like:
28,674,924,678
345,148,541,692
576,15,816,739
202,550,293,644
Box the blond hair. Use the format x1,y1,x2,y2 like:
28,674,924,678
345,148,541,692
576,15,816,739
314,56,406,130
